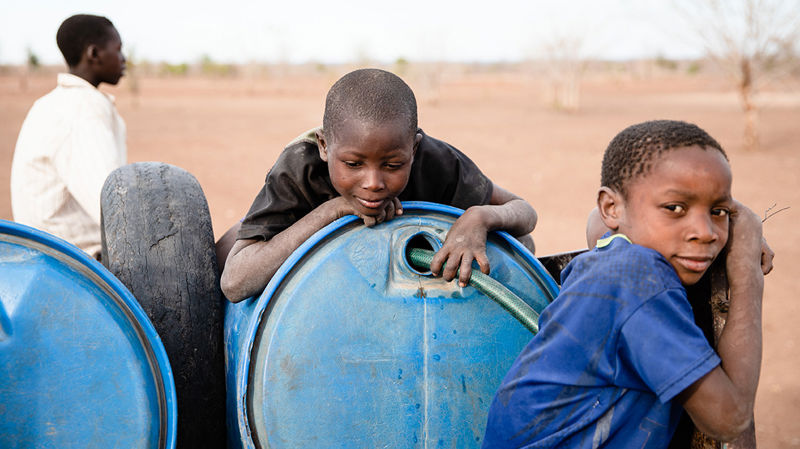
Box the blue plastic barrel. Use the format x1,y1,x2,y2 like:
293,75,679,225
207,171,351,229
225,202,559,448
0,220,177,449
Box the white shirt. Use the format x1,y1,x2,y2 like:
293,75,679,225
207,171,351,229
10,73,127,257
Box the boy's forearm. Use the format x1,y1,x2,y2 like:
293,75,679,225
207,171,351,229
688,269,764,440
221,199,345,301
716,264,764,417
475,198,537,237
716,205,766,415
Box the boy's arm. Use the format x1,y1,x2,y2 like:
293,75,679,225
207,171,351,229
430,183,537,287
677,202,764,442
220,196,403,302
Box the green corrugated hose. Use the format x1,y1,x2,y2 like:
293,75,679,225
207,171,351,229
407,248,539,334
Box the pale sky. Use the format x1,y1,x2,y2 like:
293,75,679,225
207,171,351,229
0,0,706,66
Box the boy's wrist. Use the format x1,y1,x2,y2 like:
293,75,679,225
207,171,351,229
727,264,764,291
461,206,492,232
320,197,352,221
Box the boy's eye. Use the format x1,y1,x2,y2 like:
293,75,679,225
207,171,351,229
711,208,729,217
664,204,685,213
385,162,405,170
344,161,361,168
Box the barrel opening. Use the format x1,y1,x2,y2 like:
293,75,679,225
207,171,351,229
403,232,442,276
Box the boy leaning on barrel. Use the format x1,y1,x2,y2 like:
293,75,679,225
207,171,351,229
220,68,538,302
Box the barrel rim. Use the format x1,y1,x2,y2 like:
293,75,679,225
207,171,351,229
0,219,177,449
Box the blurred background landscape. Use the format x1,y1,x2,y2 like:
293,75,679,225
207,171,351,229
1,0,799,446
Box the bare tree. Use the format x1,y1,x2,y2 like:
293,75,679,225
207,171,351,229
538,34,587,113
675,0,800,150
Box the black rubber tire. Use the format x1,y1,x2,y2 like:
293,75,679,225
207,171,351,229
101,162,226,448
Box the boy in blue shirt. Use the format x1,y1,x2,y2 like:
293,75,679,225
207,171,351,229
482,120,765,448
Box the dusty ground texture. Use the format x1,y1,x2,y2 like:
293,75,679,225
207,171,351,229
1,67,798,446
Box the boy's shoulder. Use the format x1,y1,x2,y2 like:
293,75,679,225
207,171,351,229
30,74,114,118
563,234,683,299
284,127,319,150
269,129,328,184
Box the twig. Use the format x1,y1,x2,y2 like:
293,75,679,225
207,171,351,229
763,203,790,223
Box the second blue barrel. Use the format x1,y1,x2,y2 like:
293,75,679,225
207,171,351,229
0,220,176,448
225,202,559,448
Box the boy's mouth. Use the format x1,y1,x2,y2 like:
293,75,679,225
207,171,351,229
674,256,714,273
356,197,386,210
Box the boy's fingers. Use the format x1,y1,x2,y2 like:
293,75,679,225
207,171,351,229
375,206,389,224
384,200,396,221
458,256,473,287
363,215,377,227
429,251,445,276
394,198,403,216
442,254,460,281
761,237,774,275
476,253,491,275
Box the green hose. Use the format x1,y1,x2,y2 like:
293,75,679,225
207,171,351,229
407,248,540,334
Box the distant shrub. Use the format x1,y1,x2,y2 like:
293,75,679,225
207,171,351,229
687,61,702,75
199,55,235,77
160,62,189,76
27,48,40,69
655,55,678,71
395,57,409,75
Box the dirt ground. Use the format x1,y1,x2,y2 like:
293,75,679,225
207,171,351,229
1,67,798,446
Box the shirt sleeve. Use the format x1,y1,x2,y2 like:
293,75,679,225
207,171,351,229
401,132,493,209
617,287,721,403
237,143,336,241
55,99,123,225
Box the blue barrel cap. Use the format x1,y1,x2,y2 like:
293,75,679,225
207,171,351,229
0,220,176,448
226,202,558,448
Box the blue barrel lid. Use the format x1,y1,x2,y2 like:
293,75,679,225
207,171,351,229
0,220,176,449
227,202,558,448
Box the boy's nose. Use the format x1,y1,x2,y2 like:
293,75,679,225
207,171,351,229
362,169,385,191
688,213,718,243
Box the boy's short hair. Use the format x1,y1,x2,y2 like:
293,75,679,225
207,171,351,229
601,119,727,196
56,14,115,67
323,68,418,142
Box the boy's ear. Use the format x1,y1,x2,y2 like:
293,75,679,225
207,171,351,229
85,44,99,64
412,131,422,157
597,186,623,231
316,129,329,162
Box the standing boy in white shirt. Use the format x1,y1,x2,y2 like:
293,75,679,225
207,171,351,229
11,14,127,258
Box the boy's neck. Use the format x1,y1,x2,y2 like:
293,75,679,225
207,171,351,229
68,65,101,88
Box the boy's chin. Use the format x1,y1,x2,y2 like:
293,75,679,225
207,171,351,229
678,271,707,286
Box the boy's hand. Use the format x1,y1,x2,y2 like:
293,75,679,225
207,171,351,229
330,196,403,227
430,208,491,287
726,201,765,280
362,197,403,227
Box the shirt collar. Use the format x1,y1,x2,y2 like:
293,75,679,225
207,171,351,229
596,232,632,248
56,73,116,103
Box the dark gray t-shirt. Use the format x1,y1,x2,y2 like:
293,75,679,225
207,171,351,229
238,128,493,241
